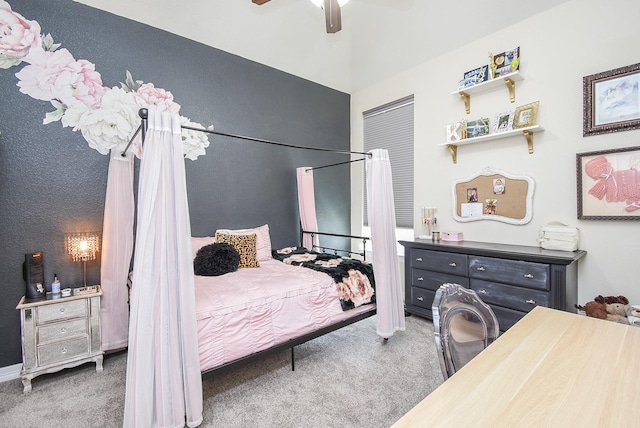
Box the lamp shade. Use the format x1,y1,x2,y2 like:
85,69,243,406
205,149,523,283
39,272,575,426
66,233,101,262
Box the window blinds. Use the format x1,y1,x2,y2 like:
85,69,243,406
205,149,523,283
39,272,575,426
363,95,414,228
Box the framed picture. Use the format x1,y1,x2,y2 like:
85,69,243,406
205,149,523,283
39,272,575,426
493,110,514,133
583,62,640,137
576,146,640,220
466,117,490,138
491,47,520,78
513,101,539,128
458,65,489,89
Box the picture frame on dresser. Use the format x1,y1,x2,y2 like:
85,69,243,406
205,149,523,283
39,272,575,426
583,62,640,137
576,145,640,220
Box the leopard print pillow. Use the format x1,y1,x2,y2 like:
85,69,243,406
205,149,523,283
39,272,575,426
214,233,260,268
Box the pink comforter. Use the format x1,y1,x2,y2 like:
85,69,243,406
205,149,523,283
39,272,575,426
194,259,374,372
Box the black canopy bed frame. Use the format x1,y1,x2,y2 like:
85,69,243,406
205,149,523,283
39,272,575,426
124,108,380,377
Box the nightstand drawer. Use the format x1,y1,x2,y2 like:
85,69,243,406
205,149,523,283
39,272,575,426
412,269,469,291
38,318,88,345
469,256,549,290
38,336,88,366
411,249,468,276
38,300,87,324
471,279,550,312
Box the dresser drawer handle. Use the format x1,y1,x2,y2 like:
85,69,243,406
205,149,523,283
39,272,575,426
448,262,457,267
60,327,66,334
417,277,424,281
61,347,67,354
417,296,424,301
416,257,423,262
59,307,66,313
524,273,534,279
476,266,486,271
526,299,536,305
479,289,488,294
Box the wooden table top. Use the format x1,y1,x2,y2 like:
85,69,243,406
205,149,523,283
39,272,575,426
392,306,640,427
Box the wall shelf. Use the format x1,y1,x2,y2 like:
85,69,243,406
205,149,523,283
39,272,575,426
452,71,523,114
438,125,544,164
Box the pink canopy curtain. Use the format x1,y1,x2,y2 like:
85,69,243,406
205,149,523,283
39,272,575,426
296,167,320,250
366,149,405,338
123,110,203,428
100,149,134,351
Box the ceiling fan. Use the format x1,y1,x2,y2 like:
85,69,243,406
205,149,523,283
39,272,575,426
252,0,349,34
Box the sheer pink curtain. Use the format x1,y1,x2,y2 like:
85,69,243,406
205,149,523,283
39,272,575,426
296,167,320,250
124,110,203,427
100,149,134,351
366,149,405,338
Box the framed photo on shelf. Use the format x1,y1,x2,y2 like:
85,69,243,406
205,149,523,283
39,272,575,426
513,101,539,128
576,145,640,220
466,117,490,138
493,110,514,133
583,62,640,137
491,47,520,78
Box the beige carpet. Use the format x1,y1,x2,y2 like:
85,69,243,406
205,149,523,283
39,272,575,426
0,315,443,428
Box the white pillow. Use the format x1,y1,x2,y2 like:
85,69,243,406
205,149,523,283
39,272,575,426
215,224,272,261
191,236,216,259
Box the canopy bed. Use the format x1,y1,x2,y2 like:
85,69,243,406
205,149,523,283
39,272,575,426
119,109,403,427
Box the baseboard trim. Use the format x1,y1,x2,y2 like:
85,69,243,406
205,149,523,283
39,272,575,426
0,363,22,383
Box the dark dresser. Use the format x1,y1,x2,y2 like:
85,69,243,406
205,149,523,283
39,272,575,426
399,239,587,331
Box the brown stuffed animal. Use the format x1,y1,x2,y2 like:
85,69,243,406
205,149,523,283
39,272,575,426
575,301,608,319
594,295,629,305
575,295,631,324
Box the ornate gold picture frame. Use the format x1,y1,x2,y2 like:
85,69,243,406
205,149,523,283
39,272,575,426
513,101,539,129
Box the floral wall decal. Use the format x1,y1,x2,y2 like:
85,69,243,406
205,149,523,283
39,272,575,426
0,0,211,160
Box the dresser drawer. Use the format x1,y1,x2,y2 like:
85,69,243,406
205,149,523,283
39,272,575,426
469,256,549,290
471,279,550,313
38,336,89,366
37,300,87,324
412,269,469,291
410,287,435,311
411,249,468,277
38,318,88,345
491,305,527,331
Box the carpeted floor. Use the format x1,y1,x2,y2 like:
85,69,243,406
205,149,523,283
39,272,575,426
0,315,443,428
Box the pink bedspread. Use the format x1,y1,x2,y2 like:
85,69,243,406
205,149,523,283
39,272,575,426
194,259,375,372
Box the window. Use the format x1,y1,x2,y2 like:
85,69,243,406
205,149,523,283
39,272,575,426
363,95,414,228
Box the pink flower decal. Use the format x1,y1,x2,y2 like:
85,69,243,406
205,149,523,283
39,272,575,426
0,0,42,67
1,2,212,159
136,83,180,114
15,48,106,108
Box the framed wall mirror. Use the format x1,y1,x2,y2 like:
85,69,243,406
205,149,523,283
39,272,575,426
451,167,534,225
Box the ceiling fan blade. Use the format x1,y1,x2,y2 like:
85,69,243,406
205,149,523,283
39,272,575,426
252,0,270,5
323,0,342,33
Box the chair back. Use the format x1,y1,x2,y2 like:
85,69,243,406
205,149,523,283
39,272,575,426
432,283,499,380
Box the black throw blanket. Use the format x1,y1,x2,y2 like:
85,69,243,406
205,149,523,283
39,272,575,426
272,247,376,311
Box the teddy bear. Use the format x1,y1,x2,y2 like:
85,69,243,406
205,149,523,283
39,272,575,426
575,295,632,324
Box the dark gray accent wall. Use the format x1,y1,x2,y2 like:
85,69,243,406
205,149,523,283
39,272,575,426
0,0,350,368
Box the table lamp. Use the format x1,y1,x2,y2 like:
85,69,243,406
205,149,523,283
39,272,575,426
66,233,100,287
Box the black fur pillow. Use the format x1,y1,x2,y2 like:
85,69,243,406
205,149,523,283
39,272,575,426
194,243,240,276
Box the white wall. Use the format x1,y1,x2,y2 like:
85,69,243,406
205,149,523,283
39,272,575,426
351,0,640,306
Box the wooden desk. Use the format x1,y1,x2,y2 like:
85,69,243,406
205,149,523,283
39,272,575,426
392,306,640,427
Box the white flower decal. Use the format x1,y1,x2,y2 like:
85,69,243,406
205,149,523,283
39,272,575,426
1,1,212,160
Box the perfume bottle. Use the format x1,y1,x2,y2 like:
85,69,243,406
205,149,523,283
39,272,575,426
51,274,61,293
